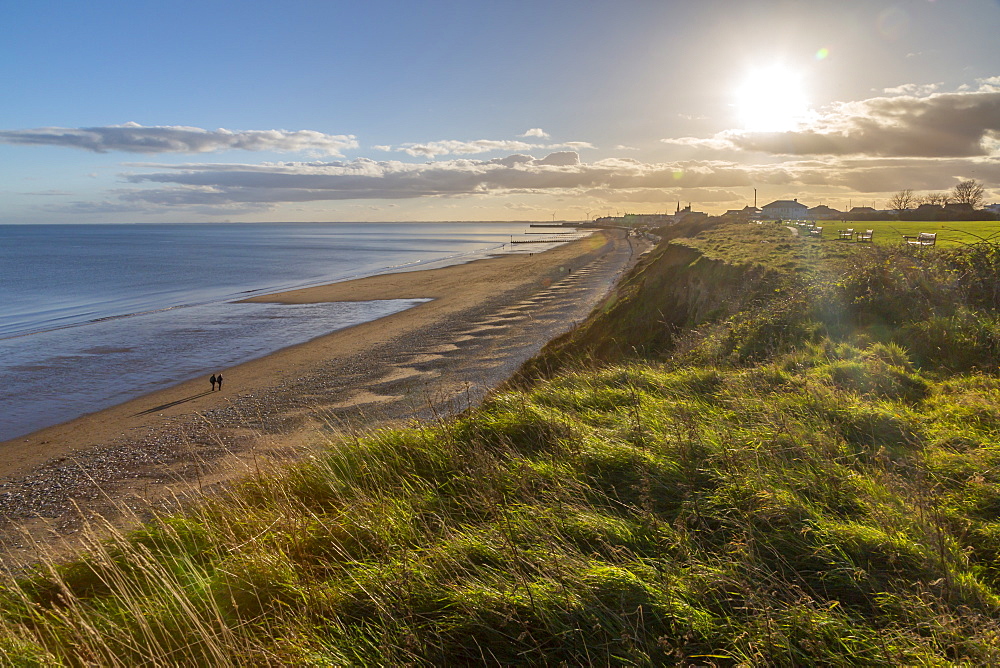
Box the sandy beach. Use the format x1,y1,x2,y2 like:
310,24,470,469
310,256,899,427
0,228,642,562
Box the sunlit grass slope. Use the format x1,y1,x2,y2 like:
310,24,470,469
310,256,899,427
3,221,1000,665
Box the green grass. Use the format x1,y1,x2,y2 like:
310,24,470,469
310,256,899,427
811,220,1000,247
4,222,1000,665
5,353,1000,664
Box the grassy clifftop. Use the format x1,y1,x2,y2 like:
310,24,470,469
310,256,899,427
4,221,1000,665
516,220,838,379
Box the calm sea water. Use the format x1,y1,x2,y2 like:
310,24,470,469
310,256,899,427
0,222,576,441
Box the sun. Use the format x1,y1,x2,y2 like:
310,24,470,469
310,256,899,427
735,65,811,132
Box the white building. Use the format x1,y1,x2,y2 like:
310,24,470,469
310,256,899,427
760,199,809,220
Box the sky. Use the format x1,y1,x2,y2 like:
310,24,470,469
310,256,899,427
2,0,999,223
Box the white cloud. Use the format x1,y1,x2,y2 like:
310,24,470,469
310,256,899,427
534,151,579,166
519,128,550,138
731,90,1000,157
676,86,1000,159
883,82,941,96
395,139,538,158
116,152,772,211
978,76,1000,93
0,122,358,156
661,136,735,151
386,137,594,158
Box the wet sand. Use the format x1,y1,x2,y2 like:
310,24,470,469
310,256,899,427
0,229,642,563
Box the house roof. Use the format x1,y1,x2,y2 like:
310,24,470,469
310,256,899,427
761,199,807,209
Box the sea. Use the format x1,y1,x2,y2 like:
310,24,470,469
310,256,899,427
0,222,580,442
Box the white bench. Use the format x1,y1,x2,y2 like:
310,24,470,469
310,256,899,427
904,232,937,246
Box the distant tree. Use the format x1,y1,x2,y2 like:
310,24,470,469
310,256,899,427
920,192,951,206
952,179,986,208
888,189,916,214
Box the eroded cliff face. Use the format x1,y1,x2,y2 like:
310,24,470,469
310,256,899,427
517,238,785,377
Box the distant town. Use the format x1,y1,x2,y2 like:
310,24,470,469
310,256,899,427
593,181,1000,227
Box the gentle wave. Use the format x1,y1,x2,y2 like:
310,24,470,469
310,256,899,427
0,234,516,340
0,222,582,441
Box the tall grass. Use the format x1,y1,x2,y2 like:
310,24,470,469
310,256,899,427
5,348,1000,664
4,225,1000,665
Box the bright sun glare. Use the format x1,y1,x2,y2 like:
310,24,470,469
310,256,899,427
735,65,811,132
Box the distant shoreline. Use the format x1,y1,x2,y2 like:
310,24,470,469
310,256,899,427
0,231,593,455
0,229,643,564
0,223,590,442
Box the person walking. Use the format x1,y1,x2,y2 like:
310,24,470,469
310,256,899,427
216,373,223,391
210,374,217,391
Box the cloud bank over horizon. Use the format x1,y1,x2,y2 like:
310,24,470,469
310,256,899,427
0,123,359,156
94,146,999,216
10,81,1000,220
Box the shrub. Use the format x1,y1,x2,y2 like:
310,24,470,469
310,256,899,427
723,295,820,363
946,240,1000,312
839,245,954,327
898,309,1000,372
813,356,928,403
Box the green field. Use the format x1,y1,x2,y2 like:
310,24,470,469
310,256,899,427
805,219,1000,246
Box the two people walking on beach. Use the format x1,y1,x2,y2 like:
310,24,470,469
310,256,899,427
210,373,224,391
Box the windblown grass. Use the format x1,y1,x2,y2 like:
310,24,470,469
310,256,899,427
5,345,1000,664
812,220,1000,247
3,224,1000,665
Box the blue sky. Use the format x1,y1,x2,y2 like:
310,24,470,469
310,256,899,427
3,0,999,223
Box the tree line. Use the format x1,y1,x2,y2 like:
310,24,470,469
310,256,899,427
887,179,987,213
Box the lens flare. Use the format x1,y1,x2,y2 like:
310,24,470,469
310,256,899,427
735,65,811,132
